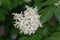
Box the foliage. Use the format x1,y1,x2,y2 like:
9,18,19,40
0,0,60,40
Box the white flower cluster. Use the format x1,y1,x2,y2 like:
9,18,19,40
54,1,60,6
12,5,42,35
23,0,32,3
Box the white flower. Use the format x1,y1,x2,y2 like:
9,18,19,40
54,1,60,6
54,3,59,6
23,0,32,3
12,5,42,35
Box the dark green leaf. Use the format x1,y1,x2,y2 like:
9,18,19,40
33,0,43,10
47,32,60,40
18,36,30,40
0,9,6,22
29,29,43,40
55,7,60,23
18,28,43,40
33,0,43,3
42,0,58,6
0,0,3,6
40,6,56,23
17,0,24,6
57,25,60,31
10,28,19,34
43,27,49,36
33,3,43,10
2,0,18,10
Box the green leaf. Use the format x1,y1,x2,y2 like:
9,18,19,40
29,29,43,40
29,35,42,40
17,0,24,5
47,32,60,40
10,28,19,34
57,25,60,31
18,28,43,40
55,7,60,23
42,0,58,6
43,27,49,36
40,6,56,23
0,9,6,22
33,0,43,10
2,0,18,10
33,3,43,10
33,0,43,3
0,0,3,6
18,36,30,40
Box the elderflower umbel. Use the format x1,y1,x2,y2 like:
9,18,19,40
12,5,42,35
